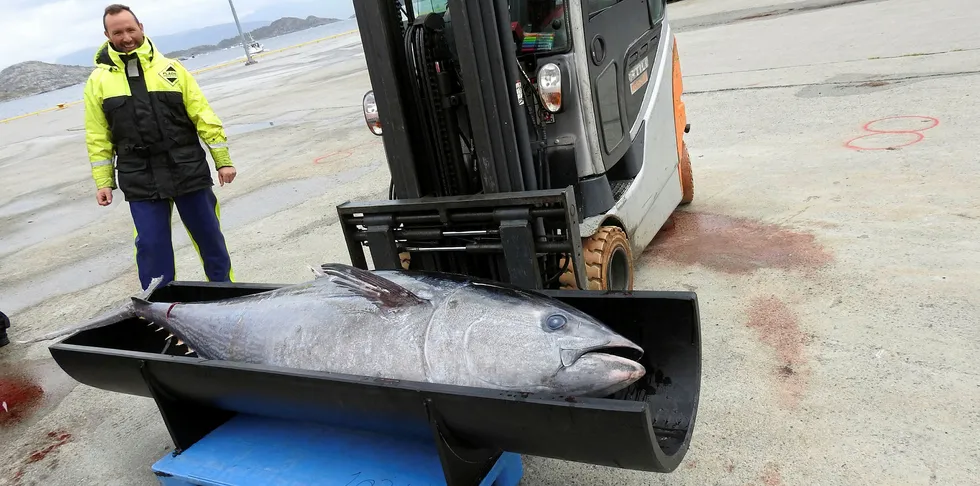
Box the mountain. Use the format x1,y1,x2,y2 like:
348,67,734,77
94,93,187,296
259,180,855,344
0,62,92,103
151,21,273,53
0,12,346,103
165,16,341,59
49,0,354,67
240,1,353,23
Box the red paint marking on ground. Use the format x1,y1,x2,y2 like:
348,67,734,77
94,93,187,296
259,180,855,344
312,139,383,165
0,377,44,427
313,149,353,164
746,296,811,409
844,115,939,151
648,211,833,275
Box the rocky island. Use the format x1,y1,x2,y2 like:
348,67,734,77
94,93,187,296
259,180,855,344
166,15,341,59
0,61,93,103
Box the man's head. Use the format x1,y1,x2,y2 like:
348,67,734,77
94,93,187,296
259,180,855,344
103,4,144,53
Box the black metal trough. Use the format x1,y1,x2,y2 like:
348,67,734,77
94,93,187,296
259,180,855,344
48,281,701,485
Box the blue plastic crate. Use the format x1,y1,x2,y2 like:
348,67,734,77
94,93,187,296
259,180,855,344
152,414,523,486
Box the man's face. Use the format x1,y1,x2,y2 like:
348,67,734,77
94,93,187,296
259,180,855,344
104,11,144,53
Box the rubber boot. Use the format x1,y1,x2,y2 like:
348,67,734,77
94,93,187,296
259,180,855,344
0,311,9,348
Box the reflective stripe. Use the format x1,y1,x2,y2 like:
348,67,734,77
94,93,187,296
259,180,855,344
91,159,112,167
208,142,228,149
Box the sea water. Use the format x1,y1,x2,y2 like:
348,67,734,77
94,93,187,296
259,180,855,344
0,19,360,121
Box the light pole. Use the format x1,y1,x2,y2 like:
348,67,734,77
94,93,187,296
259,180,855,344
227,0,257,65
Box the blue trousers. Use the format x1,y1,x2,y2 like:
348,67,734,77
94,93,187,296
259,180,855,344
129,187,234,290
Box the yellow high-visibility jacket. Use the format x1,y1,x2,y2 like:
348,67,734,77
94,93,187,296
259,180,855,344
83,37,233,201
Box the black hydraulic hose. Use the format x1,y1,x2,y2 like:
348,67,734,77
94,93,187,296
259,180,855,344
494,0,538,192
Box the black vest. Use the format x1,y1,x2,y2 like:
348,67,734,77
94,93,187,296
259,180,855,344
99,48,213,201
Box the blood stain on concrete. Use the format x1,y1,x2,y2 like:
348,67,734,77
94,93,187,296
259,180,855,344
27,431,72,463
0,359,78,432
647,211,833,275
10,430,73,484
746,295,811,409
0,377,44,427
760,462,785,486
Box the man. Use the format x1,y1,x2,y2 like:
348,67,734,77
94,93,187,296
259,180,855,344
84,4,237,290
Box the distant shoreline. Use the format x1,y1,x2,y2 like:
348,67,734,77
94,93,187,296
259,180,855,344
0,24,360,122
165,16,340,60
0,15,343,105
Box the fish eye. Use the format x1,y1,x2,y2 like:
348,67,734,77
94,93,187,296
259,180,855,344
545,314,567,331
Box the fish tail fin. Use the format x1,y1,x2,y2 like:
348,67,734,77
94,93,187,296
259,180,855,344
15,275,167,345
131,275,165,309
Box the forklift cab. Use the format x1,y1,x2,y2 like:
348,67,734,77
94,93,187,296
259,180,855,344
351,0,690,291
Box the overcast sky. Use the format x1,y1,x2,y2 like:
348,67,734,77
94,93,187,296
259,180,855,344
0,0,353,69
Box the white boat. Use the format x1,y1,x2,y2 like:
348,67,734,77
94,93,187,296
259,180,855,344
245,33,265,55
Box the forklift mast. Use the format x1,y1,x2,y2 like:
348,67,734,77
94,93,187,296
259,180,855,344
342,0,593,290
341,0,674,290
353,0,539,199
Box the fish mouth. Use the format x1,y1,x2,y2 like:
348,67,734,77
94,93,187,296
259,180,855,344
585,340,644,363
561,334,644,368
556,337,646,397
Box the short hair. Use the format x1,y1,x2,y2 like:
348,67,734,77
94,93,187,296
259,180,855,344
103,4,140,31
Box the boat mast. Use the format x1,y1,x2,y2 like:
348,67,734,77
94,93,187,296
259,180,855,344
227,0,257,65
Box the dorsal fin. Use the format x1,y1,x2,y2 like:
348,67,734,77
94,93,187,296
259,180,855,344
317,263,427,308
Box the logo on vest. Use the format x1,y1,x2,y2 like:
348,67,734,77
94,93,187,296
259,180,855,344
159,63,179,86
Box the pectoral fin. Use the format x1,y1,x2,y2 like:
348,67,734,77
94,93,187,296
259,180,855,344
316,263,428,309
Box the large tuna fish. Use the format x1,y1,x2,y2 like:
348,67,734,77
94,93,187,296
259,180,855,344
22,263,646,397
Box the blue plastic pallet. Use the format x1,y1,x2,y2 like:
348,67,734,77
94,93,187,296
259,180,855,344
151,414,523,486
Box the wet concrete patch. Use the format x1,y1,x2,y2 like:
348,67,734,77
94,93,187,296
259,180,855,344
0,250,129,317
0,194,61,219
0,199,108,259
225,121,277,136
673,0,887,32
284,188,389,240
225,112,362,137
215,159,383,231
647,210,834,274
0,133,82,167
797,73,908,97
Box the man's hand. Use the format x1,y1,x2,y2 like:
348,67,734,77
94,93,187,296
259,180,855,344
96,187,113,206
217,166,237,186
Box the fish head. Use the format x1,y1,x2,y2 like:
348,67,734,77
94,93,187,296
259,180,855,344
450,282,646,397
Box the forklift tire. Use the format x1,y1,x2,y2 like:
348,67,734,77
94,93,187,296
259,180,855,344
559,226,634,291
679,141,694,205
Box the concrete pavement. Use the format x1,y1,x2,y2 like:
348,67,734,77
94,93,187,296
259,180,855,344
1,0,978,484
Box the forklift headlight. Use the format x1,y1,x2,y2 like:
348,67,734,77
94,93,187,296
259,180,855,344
537,63,562,113
363,90,382,136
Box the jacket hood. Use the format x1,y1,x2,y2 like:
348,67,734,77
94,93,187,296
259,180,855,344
94,36,157,70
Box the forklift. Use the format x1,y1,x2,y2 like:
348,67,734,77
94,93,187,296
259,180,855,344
340,0,694,292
